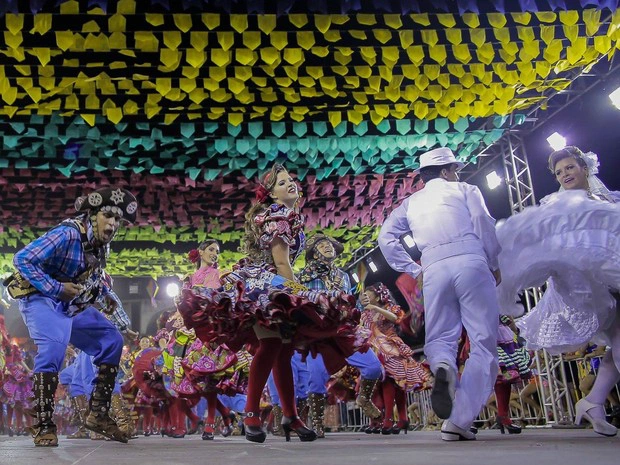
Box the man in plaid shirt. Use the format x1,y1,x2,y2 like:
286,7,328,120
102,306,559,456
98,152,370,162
9,187,138,447
299,234,383,438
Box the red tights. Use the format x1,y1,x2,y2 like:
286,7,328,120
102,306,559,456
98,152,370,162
494,382,512,418
244,338,297,426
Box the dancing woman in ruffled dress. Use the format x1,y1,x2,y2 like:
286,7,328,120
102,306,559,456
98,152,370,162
178,163,366,443
1,343,33,436
361,283,431,434
179,241,247,440
497,146,619,437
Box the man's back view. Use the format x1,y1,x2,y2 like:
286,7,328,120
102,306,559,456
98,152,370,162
379,148,502,441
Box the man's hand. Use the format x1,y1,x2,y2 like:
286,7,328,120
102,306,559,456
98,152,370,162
492,268,502,286
124,329,139,340
59,282,83,302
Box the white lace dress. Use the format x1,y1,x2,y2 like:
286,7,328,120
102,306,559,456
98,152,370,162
495,190,620,354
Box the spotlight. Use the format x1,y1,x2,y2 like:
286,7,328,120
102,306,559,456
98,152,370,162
368,259,378,273
351,272,360,284
486,171,502,190
546,132,566,151
403,234,415,248
610,86,620,110
166,282,180,298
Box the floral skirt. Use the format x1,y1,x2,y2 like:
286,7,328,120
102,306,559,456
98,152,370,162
369,332,430,391
1,365,32,405
178,265,368,375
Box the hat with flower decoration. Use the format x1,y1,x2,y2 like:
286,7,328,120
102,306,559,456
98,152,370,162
74,187,138,223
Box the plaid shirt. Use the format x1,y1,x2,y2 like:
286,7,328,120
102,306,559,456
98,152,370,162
13,218,105,300
302,267,352,293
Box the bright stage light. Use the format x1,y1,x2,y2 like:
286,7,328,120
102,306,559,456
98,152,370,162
486,171,502,190
547,132,566,151
351,272,360,283
403,234,415,248
368,259,378,273
166,282,180,298
610,86,620,110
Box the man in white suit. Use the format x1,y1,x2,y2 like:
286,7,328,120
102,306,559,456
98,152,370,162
378,148,501,441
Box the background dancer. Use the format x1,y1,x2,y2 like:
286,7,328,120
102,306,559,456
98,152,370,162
300,233,383,438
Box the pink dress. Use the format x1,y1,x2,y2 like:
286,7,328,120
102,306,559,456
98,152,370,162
187,266,221,289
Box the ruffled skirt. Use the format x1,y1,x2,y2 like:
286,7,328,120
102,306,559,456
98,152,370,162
1,364,32,405
178,265,368,374
496,191,620,353
496,324,532,384
368,331,430,391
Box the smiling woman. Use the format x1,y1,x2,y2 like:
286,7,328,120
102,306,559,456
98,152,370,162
549,147,590,192
177,162,368,444
548,146,617,202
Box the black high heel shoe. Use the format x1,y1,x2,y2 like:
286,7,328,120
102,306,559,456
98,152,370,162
244,412,267,443
496,416,522,434
281,416,317,442
202,423,215,440
221,412,237,438
381,419,394,435
392,420,410,435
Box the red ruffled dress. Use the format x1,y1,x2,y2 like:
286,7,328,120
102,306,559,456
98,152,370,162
178,204,367,374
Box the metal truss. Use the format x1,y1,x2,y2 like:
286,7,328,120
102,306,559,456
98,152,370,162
498,133,574,426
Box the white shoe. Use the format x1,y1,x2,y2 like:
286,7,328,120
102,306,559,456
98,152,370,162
441,420,476,442
431,363,455,420
575,398,617,437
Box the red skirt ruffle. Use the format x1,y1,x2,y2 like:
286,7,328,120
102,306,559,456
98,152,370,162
178,266,368,375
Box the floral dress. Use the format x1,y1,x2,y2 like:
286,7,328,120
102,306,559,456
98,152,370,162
362,303,430,391
1,347,33,406
178,203,367,375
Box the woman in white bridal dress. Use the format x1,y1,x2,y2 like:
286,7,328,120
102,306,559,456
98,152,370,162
496,146,619,437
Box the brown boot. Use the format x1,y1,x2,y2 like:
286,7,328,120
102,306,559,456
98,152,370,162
29,372,59,447
356,378,381,419
271,405,285,436
67,395,90,439
84,364,129,443
297,398,309,425
110,393,135,438
308,393,326,439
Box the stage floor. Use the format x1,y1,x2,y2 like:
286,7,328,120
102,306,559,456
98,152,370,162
0,429,617,465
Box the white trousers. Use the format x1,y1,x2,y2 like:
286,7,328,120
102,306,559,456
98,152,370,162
423,254,500,429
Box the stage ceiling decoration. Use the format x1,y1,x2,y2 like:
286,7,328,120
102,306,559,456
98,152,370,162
0,0,618,277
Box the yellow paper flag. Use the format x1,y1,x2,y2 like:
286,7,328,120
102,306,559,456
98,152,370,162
31,14,52,35
145,13,164,26
190,31,209,51
174,14,193,33
230,15,249,34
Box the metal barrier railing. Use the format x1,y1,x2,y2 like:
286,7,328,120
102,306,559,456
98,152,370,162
323,349,619,432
